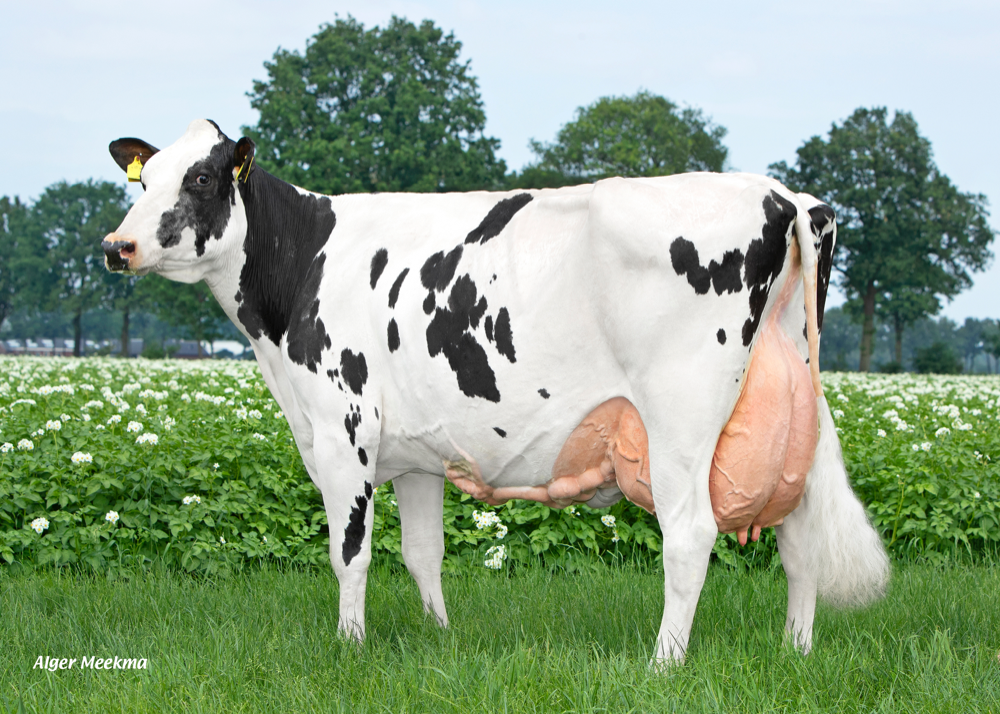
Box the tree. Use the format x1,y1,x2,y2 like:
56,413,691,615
914,342,962,374
523,91,727,185
245,15,506,194
771,108,995,372
0,195,42,330
32,181,130,356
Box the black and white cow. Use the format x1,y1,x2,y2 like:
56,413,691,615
103,120,888,663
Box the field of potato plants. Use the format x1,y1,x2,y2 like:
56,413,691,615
1,356,998,573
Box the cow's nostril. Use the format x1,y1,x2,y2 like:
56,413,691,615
120,243,136,258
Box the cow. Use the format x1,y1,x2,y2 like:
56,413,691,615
102,119,888,664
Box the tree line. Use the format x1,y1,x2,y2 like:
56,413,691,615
1,15,995,370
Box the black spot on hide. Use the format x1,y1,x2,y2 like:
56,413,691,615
717,329,726,345
343,404,362,446
358,448,368,466
388,268,409,308
423,292,436,314
342,484,371,566
340,349,368,396
374,407,378,420
426,274,500,402
464,194,533,245
538,388,550,399
285,253,332,373
669,237,745,296
236,168,336,347
421,246,463,292
493,308,516,363
493,427,507,438
370,248,388,289
387,319,400,352
809,205,837,333
156,140,235,257
484,315,493,342
741,191,795,347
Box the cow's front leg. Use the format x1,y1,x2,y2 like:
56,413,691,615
314,436,379,643
394,472,449,626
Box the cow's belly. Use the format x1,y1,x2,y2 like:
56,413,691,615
708,314,817,545
443,397,655,513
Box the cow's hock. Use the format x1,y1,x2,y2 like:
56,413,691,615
709,317,818,545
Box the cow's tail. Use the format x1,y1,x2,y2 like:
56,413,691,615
792,205,890,607
803,395,890,606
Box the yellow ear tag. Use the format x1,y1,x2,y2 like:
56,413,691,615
126,156,143,183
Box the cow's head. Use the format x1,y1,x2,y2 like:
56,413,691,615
103,119,255,283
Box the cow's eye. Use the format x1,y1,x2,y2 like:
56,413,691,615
196,174,211,186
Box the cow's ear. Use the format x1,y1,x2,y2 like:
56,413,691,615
234,137,256,184
109,138,159,182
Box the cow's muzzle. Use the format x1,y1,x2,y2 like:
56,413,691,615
102,239,136,272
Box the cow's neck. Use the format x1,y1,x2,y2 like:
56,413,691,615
222,170,336,353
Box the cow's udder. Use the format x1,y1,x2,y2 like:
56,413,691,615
709,316,818,545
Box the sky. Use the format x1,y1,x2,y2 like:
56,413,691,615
3,0,998,321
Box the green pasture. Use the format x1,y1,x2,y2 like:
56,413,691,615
2,562,999,713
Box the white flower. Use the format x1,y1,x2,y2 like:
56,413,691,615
877,429,887,438
832,409,845,419
473,510,501,530
45,420,62,431
920,442,931,452
612,531,620,543
17,439,33,451
912,444,920,452
252,433,267,441
213,463,220,470
107,414,121,425
882,409,898,420
484,544,507,569
181,393,191,402
0,442,12,453
135,404,147,416
71,451,93,464
974,491,981,499
127,421,143,433
262,536,268,543
30,517,49,534
60,414,71,422
836,393,849,402
135,433,158,445
274,411,284,420
219,536,226,544
81,414,91,422
566,505,578,516
601,514,617,528
183,495,202,505
235,407,248,419
163,416,176,431
33,429,44,437
95,425,105,430
495,524,508,539
895,420,910,431
84,400,104,410
105,510,119,525
249,409,262,419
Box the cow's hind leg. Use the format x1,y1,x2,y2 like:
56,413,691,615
649,446,719,665
394,472,449,627
775,504,817,654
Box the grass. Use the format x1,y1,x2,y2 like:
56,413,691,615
1,561,999,713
